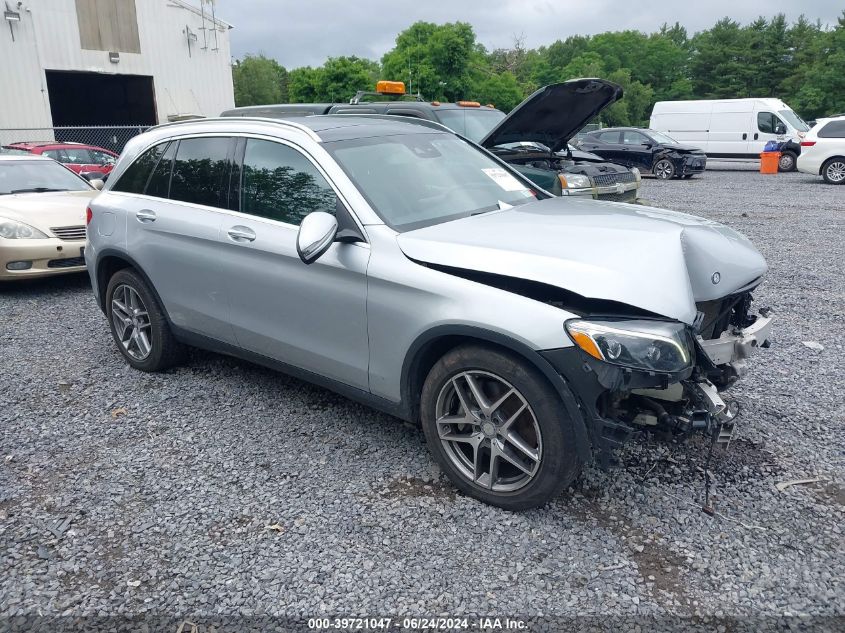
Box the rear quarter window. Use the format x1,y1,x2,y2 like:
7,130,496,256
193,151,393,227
818,121,845,138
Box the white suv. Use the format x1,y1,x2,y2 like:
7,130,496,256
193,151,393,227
797,116,845,184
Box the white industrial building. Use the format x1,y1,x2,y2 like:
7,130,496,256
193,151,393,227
0,0,235,128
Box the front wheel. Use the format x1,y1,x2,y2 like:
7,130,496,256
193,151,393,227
778,151,797,172
420,345,582,510
653,159,675,180
822,158,845,184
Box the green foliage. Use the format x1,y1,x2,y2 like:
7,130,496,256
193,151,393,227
287,57,379,103
381,21,482,101
232,54,288,106
233,12,845,120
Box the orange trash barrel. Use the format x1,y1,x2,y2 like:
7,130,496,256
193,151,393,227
760,152,780,174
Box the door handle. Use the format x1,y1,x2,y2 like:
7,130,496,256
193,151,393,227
754,133,759,140
742,133,747,140
135,209,156,223
227,226,256,242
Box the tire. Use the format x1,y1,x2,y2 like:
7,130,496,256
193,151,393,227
653,159,675,180
778,152,797,172
822,157,845,185
105,268,186,371
420,344,582,510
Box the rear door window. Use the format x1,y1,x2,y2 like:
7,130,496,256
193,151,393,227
239,138,337,226
596,131,621,143
111,142,168,194
169,137,232,208
41,149,67,162
818,120,845,138
62,147,95,163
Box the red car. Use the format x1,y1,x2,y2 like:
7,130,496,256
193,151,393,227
2,142,118,177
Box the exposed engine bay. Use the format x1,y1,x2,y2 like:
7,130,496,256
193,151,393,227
489,144,639,202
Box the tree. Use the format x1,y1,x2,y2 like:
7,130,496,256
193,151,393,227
287,67,323,103
470,71,524,112
317,56,380,102
232,54,288,106
382,21,482,101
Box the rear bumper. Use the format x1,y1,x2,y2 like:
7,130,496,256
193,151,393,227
0,238,87,279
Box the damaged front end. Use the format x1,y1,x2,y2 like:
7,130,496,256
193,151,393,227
541,289,773,466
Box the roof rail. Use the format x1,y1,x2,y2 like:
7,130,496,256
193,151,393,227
147,116,323,142
316,113,453,134
349,90,425,105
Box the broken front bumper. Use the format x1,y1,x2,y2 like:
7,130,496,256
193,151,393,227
541,313,774,463
699,314,773,366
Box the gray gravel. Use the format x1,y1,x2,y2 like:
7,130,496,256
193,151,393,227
1,167,843,626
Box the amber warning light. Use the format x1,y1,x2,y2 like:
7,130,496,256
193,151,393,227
376,80,406,95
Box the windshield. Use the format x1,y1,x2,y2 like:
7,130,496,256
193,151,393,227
648,130,679,144
0,160,92,195
326,133,538,232
778,109,810,132
434,109,506,143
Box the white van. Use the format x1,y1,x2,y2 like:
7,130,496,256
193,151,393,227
649,98,810,171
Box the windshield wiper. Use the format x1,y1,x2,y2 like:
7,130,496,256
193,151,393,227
9,187,69,194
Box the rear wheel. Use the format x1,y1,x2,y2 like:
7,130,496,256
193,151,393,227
106,269,185,371
420,344,581,510
822,158,845,184
778,151,797,172
653,159,675,180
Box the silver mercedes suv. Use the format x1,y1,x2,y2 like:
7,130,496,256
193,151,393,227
85,115,773,510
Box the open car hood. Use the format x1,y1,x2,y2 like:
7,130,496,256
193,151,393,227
479,79,623,154
397,197,767,325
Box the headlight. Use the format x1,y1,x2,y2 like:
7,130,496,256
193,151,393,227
565,319,692,373
558,173,592,189
0,217,49,239
631,167,641,181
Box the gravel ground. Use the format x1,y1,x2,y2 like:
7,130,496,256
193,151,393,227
1,166,843,629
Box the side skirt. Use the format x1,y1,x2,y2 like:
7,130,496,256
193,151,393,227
171,326,413,422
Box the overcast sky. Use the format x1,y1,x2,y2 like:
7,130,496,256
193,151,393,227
212,0,841,68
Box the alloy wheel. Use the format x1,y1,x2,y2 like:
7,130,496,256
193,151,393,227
111,284,152,360
826,161,845,183
779,153,796,171
435,370,542,492
654,160,674,179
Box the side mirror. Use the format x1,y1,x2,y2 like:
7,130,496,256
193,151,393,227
774,124,787,135
296,211,338,264
90,179,105,190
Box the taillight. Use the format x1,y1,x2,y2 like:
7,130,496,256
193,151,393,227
86,207,92,225
801,141,816,147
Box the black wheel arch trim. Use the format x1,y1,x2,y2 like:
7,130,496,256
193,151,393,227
401,325,593,462
94,248,171,323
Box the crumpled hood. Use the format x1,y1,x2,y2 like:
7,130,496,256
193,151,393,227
397,197,768,325
480,78,623,154
0,190,95,231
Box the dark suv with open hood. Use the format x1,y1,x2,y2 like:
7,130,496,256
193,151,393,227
221,78,641,203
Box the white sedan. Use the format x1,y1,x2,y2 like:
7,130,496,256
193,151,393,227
797,115,845,184
0,155,101,279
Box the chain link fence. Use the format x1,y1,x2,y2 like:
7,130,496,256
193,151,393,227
0,126,151,155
